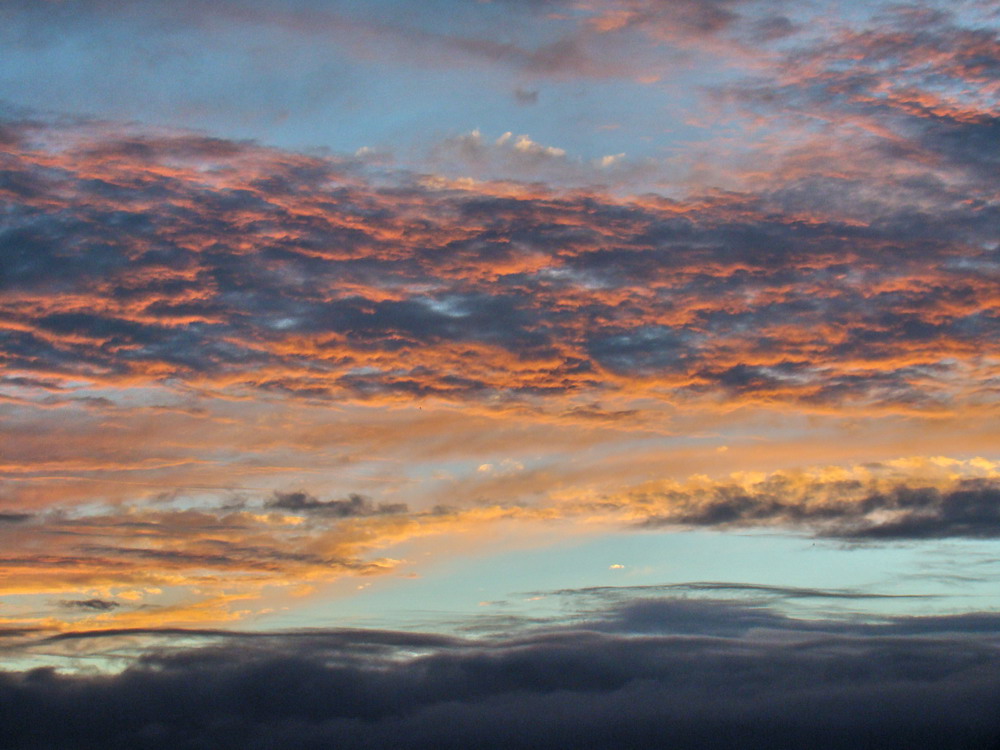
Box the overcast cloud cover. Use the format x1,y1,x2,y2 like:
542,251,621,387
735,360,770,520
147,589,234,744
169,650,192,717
1,0,1000,746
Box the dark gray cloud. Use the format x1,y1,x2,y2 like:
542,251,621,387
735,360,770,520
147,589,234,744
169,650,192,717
638,478,1000,540
268,491,409,517
538,581,933,602
59,599,120,612
39,625,462,653
840,483,1000,540
513,87,539,105
3,600,1000,749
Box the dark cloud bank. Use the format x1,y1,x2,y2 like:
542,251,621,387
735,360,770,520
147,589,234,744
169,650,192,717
4,599,1000,749
639,478,1000,540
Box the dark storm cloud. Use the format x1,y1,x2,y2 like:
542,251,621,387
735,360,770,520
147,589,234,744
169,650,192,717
3,600,1000,749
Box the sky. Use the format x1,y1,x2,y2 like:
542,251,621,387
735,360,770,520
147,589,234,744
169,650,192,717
1,0,1000,747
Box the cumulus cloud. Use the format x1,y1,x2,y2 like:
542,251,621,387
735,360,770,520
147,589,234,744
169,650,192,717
586,0,743,38
428,128,657,186
430,128,569,180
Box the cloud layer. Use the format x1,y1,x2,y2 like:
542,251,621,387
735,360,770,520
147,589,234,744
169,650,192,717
3,599,1000,749
1,108,997,412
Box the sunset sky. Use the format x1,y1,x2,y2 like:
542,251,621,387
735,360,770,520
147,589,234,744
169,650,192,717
2,1,1000,746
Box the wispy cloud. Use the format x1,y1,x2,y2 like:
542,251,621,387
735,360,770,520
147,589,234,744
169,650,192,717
1,457,998,632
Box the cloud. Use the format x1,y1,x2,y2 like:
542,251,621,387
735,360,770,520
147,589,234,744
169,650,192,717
539,581,933,603
513,87,539,105
0,0,639,86
267,491,409,517
608,459,1000,540
833,483,1000,540
2,457,997,634
2,600,1000,749
428,128,658,186
429,128,570,180
641,478,1000,540
2,112,997,415
59,599,121,612
586,0,742,38
713,4,1000,197
0,485,563,631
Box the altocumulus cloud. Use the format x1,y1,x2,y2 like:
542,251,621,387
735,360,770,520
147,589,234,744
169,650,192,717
1,109,998,413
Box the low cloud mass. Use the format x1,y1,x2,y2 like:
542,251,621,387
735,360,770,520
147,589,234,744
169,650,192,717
3,599,1000,749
